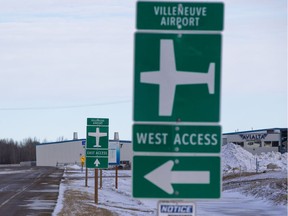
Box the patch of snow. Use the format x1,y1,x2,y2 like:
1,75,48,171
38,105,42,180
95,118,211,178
257,151,287,171
52,179,65,216
21,199,55,210
196,190,287,216
29,189,59,193
65,164,81,170
0,170,30,175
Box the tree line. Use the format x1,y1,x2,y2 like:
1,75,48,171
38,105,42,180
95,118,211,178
0,138,38,164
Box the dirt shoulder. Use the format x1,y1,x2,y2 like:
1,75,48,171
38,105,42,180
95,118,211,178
55,169,117,216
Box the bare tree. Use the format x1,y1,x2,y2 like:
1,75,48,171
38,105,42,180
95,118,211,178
0,138,39,164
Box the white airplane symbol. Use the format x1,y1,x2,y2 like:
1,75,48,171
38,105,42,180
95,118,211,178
140,39,215,116
88,127,107,148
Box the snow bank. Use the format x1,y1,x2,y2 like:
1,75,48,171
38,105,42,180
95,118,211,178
65,164,81,170
222,143,256,173
222,143,287,173
257,151,287,171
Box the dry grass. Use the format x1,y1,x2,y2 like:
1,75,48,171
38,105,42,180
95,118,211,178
222,172,259,181
57,189,116,216
223,172,288,205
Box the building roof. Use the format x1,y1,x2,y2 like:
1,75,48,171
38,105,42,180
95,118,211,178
37,139,131,146
223,128,287,135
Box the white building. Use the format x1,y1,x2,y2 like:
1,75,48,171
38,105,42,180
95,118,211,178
37,128,287,166
222,128,287,154
36,139,132,167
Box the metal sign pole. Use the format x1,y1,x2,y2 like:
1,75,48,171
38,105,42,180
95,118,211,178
85,167,88,187
95,169,98,204
100,169,103,189
115,166,118,189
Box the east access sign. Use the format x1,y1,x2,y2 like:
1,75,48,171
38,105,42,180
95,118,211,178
133,33,221,122
133,156,221,199
86,118,109,169
136,1,224,31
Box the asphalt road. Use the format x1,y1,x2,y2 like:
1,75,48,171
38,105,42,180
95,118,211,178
0,166,64,216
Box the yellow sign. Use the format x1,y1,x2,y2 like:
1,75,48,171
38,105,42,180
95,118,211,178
81,155,85,163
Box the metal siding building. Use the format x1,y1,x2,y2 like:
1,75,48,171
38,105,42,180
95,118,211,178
36,139,132,167
36,139,86,166
222,128,287,154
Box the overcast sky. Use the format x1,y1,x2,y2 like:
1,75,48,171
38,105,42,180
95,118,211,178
0,0,287,142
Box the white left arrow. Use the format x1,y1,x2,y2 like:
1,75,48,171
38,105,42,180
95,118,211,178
144,160,210,194
94,159,100,167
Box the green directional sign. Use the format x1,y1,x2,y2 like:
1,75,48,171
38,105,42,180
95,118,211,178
86,118,109,169
137,1,224,31
133,33,221,122
87,118,109,126
86,157,108,169
133,1,223,201
133,156,221,199
133,124,221,153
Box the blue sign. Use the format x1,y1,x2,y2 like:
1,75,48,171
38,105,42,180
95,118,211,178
158,202,195,216
108,141,121,165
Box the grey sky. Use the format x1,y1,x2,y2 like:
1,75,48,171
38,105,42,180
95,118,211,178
0,0,286,142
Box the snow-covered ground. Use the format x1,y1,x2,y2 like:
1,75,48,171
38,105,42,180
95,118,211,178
53,144,287,215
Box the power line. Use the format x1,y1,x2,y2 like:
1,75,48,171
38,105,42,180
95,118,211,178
0,100,131,111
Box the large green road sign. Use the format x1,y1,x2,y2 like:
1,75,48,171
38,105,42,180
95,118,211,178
86,118,109,169
133,124,221,153
133,156,221,199
133,1,224,201
133,33,221,122
137,1,224,31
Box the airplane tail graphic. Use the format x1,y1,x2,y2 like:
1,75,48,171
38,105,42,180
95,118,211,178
207,63,215,94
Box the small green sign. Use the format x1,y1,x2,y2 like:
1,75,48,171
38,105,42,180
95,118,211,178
86,126,109,149
136,1,224,31
86,118,109,169
133,124,221,153
87,118,109,126
86,157,108,169
133,156,221,199
134,33,221,122
86,149,108,157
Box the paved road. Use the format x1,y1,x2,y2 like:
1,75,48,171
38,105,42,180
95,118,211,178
0,166,63,216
